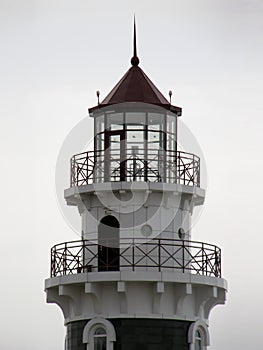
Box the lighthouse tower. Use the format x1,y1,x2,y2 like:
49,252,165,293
45,23,227,350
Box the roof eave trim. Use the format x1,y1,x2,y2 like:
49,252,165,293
88,102,182,116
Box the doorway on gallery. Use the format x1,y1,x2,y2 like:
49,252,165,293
98,215,120,271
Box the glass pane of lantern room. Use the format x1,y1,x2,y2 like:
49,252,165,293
148,113,165,151
148,130,161,150
107,113,124,130
167,114,176,151
109,134,121,181
125,112,146,181
148,112,165,182
95,114,105,134
148,131,166,182
148,113,164,131
167,114,176,133
166,114,177,183
95,133,104,151
94,134,105,183
126,130,144,151
126,112,146,129
126,130,145,181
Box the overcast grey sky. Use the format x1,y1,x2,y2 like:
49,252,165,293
1,1,263,349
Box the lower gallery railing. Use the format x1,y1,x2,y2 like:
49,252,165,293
50,238,221,278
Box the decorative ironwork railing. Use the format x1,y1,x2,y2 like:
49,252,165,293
70,149,200,187
50,238,221,278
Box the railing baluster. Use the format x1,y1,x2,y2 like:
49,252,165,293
215,247,219,277
51,247,54,277
86,153,89,185
182,240,185,273
202,242,205,275
70,157,73,187
219,249,221,277
132,238,135,271
82,239,85,272
63,242,67,275
158,239,161,272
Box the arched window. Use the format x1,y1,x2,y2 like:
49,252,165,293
188,320,209,350
83,317,116,350
94,327,107,350
194,330,202,350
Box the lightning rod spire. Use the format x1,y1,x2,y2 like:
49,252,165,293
131,16,140,66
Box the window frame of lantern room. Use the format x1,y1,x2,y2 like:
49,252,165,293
83,318,116,350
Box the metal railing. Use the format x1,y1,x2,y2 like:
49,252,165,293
50,238,221,278
70,149,200,187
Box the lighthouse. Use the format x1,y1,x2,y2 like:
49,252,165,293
45,22,227,350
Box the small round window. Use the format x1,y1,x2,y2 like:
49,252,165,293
178,227,185,240
141,224,152,237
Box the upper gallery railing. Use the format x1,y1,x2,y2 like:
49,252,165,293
70,149,200,186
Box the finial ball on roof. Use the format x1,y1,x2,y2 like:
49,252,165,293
131,56,140,66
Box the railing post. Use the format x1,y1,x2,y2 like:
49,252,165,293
218,250,221,277
71,156,76,187
63,242,67,275
133,157,136,181
184,155,186,185
201,242,204,275
175,151,177,184
86,153,89,185
192,154,195,186
70,157,73,187
176,152,178,184
76,256,80,273
198,157,200,187
51,247,54,277
132,238,135,271
104,148,110,182
82,239,85,272
144,159,148,182
158,239,161,272
182,240,185,273
215,247,219,277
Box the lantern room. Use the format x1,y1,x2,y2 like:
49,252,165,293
91,103,179,183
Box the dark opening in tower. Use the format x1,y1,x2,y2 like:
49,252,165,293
98,215,120,271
